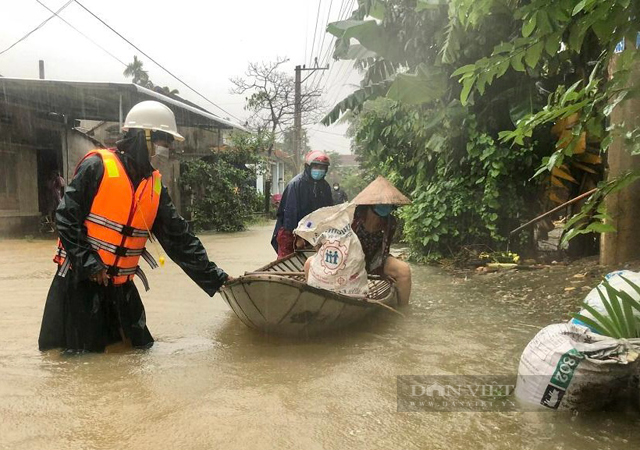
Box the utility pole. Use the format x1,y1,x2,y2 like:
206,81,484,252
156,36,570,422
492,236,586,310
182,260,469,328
294,65,302,171
294,60,329,171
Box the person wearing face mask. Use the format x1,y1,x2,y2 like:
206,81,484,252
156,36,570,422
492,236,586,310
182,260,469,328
331,182,348,204
149,130,181,206
38,101,232,353
351,176,412,306
271,150,333,257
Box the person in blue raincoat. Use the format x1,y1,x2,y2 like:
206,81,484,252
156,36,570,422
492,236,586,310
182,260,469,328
271,151,333,258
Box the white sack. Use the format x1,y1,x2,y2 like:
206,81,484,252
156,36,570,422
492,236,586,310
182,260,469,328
295,203,368,297
515,323,640,411
570,270,640,330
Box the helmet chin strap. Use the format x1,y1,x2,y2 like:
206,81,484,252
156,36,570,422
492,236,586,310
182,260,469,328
145,129,155,157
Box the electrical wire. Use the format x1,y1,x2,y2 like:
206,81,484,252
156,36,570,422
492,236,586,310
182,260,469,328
326,61,357,108
72,0,243,123
315,0,356,94
0,0,73,57
309,127,345,137
316,0,334,65
318,0,333,66
303,1,310,65
321,0,359,109
310,0,348,86
34,0,128,67
308,0,323,67
308,0,336,88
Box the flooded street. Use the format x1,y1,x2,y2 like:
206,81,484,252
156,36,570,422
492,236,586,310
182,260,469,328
1,223,639,450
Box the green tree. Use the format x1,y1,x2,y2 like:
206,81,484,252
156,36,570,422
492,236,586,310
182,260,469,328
159,86,180,96
339,167,372,200
279,128,310,176
123,56,181,95
319,0,640,258
123,55,153,88
180,132,264,232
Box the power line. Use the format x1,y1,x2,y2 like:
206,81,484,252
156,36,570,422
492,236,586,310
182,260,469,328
315,0,355,93
321,0,358,108
34,0,128,67
309,127,345,137
327,61,357,108
308,0,323,67
0,0,73,57
309,0,336,88
304,1,310,65
316,0,334,67
312,0,350,86
72,0,243,123
322,56,355,107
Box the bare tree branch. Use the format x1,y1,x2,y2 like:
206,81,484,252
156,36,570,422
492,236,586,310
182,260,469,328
230,58,325,154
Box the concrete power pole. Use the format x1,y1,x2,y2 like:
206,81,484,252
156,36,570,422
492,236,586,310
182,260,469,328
294,65,302,172
294,61,329,171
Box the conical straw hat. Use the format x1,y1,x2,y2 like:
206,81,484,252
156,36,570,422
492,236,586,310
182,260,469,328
352,176,411,205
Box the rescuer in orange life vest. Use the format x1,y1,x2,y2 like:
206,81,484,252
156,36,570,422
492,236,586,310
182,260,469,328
38,101,233,353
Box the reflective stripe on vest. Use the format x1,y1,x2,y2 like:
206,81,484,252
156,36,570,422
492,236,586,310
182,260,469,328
53,149,161,289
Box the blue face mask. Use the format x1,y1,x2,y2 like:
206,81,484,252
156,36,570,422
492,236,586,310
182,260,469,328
373,204,393,217
310,168,326,180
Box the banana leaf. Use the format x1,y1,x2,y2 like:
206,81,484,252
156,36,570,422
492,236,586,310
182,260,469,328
575,278,640,338
602,283,631,337
581,301,621,338
595,286,625,337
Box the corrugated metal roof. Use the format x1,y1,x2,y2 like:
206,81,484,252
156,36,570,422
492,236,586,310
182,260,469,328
0,77,248,132
133,84,247,131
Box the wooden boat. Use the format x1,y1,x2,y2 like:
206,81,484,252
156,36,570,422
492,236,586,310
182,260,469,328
220,251,398,336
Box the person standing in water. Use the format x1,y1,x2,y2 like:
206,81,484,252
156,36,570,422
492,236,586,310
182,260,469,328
39,101,232,353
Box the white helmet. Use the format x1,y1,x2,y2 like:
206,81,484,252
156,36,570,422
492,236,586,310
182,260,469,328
122,100,185,141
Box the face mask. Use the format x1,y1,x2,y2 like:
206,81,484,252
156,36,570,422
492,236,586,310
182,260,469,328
373,204,393,217
154,145,169,158
333,186,339,191
310,169,326,180
116,130,154,177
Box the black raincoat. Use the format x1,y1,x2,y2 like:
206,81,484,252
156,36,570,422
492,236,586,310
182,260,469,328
38,135,228,352
270,167,333,252
331,187,348,204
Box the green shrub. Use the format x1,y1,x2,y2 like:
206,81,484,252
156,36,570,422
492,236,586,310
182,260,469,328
181,158,261,232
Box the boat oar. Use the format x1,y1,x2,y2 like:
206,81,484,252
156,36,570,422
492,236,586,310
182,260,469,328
509,188,597,236
365,299,406,317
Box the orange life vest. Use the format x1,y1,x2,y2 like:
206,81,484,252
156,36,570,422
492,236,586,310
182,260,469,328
54,149,162,290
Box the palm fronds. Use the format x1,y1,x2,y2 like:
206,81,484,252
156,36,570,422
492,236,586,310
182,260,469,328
573,278,640,339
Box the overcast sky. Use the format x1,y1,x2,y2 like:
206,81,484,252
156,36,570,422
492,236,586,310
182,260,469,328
0,0,362,153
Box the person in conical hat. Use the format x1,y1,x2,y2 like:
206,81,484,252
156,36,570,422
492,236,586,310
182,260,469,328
352,176,411,305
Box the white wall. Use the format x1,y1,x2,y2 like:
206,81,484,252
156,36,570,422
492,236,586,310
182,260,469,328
64,131,100,180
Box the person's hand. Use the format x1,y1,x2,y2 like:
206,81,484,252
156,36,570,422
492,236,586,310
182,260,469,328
223,276,235,285
90,269,110,286
295,237,306,249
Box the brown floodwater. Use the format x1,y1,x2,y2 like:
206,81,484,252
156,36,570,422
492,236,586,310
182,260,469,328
1,224,639,450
